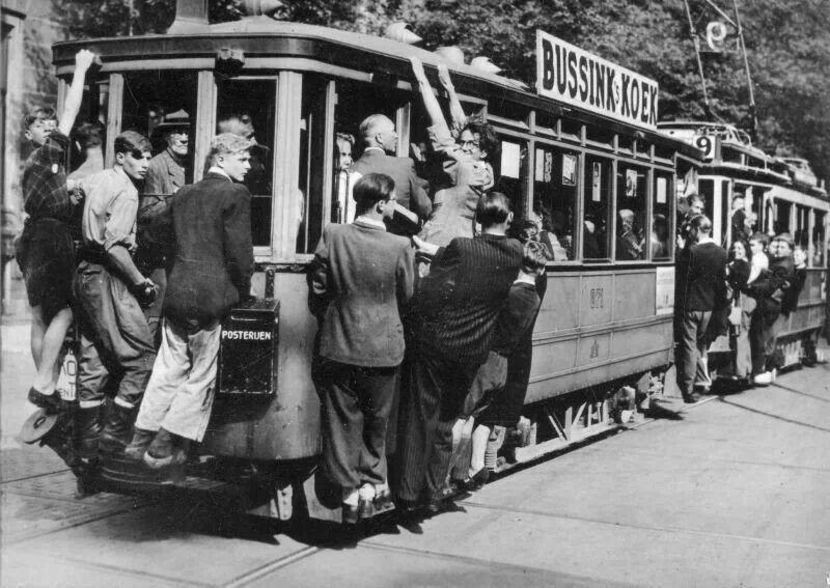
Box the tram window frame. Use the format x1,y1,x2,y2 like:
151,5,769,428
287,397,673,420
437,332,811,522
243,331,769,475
533,142,579,263
813,210,827,268
651,170,673,261
582,154,613,262
216,77,279,251
535,110,558,137
118,70,198,186
795,204,810,253
614,162,648,262
493,134,530,222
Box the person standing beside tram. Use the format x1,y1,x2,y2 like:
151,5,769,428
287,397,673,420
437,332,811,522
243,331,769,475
72,131,158,460
745,232,796,385
674,215,728,404
138,111,191,345
398,192,521,514
16,49,96,413
125,133,254,468
308,173,415,524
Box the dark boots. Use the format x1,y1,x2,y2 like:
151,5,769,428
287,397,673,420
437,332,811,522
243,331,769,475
74,406,103,461
99,402,137,455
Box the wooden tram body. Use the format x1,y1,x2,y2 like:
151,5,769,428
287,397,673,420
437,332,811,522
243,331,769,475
52,8,703,514
661,121,829,375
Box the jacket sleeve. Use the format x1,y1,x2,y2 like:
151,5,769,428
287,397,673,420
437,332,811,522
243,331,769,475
223,185,254,299
407,160,433,221
417,238,461,317
397,241,415,312
308,225,332,318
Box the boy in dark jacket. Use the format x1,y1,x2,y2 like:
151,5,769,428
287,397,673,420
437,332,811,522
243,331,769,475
125,133,254,467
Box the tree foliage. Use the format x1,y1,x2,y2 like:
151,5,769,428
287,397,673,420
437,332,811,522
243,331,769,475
57,0,830,181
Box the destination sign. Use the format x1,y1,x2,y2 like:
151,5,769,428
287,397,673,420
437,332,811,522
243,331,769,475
536,30,659,132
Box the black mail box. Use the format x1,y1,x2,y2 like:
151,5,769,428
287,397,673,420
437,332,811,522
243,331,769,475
218,298,279,395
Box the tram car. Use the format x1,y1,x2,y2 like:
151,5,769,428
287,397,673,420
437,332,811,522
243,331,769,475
38,0,708,520
660,121,829,381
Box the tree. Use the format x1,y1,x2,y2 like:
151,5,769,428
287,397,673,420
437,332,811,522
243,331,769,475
56,0,830,182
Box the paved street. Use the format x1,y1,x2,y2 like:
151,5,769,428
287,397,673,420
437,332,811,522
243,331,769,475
2,323,829,587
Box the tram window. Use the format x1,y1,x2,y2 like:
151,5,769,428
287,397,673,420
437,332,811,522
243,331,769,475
615,164,647,261
335,79,408,160
814,211,826,267
536,110,558,135
773,200,792,236
120,71,197,184
533,146,577,261
651,171,672,260
560,118,581,140
494,138,529,220
216,79,277,247
296,75,328,254
618,135,634,153
585,125,614,147
795,205,810,251
488,99,528,126
697,178,715,222
583,155,612,260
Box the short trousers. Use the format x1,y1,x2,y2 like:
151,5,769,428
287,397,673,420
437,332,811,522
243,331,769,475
16,218,75,320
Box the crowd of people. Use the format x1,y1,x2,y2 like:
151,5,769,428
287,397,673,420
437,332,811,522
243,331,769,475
15,50,812,528
673,193,807,404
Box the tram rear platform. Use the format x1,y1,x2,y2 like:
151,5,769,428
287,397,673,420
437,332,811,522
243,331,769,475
2,323,829,587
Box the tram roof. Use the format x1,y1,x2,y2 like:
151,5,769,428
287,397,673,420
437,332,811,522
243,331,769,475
54,19,702,159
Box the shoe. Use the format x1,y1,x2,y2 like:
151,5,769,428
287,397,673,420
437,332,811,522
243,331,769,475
341,502,359,525
74,406,103,461
460,468,490,491
99,403,137,455
752,371,773,386
357,483,376,519
28,388,63,413
373,491,396,514
143,428,178,469
124,428,155,462
682,392,700,404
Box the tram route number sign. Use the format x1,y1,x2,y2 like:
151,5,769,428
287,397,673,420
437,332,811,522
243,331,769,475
536,30,659,132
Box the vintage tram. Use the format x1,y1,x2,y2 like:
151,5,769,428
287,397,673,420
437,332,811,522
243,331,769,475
660,121,829,380
43,1,712,520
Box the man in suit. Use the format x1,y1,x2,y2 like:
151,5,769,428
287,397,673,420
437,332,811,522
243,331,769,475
125,133,254,467
351,114,432,230
674,215,728,403
398,192,522,512
309,173,415,523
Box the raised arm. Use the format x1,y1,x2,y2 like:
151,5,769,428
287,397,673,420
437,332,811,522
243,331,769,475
58,50,96,137
410,56,452,140
437,63,468,133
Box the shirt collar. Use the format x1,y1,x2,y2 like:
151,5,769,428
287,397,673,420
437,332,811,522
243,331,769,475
207,166,231,180
697,236,715,245
363,147,386,155
514,274,537,286
354,215,387,230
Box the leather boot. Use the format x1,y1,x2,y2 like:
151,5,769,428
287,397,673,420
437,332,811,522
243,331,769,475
123,428,155,462
74,406,102,461
99,402,136,455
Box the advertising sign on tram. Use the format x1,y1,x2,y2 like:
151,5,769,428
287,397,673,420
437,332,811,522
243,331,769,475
536,30,659,132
